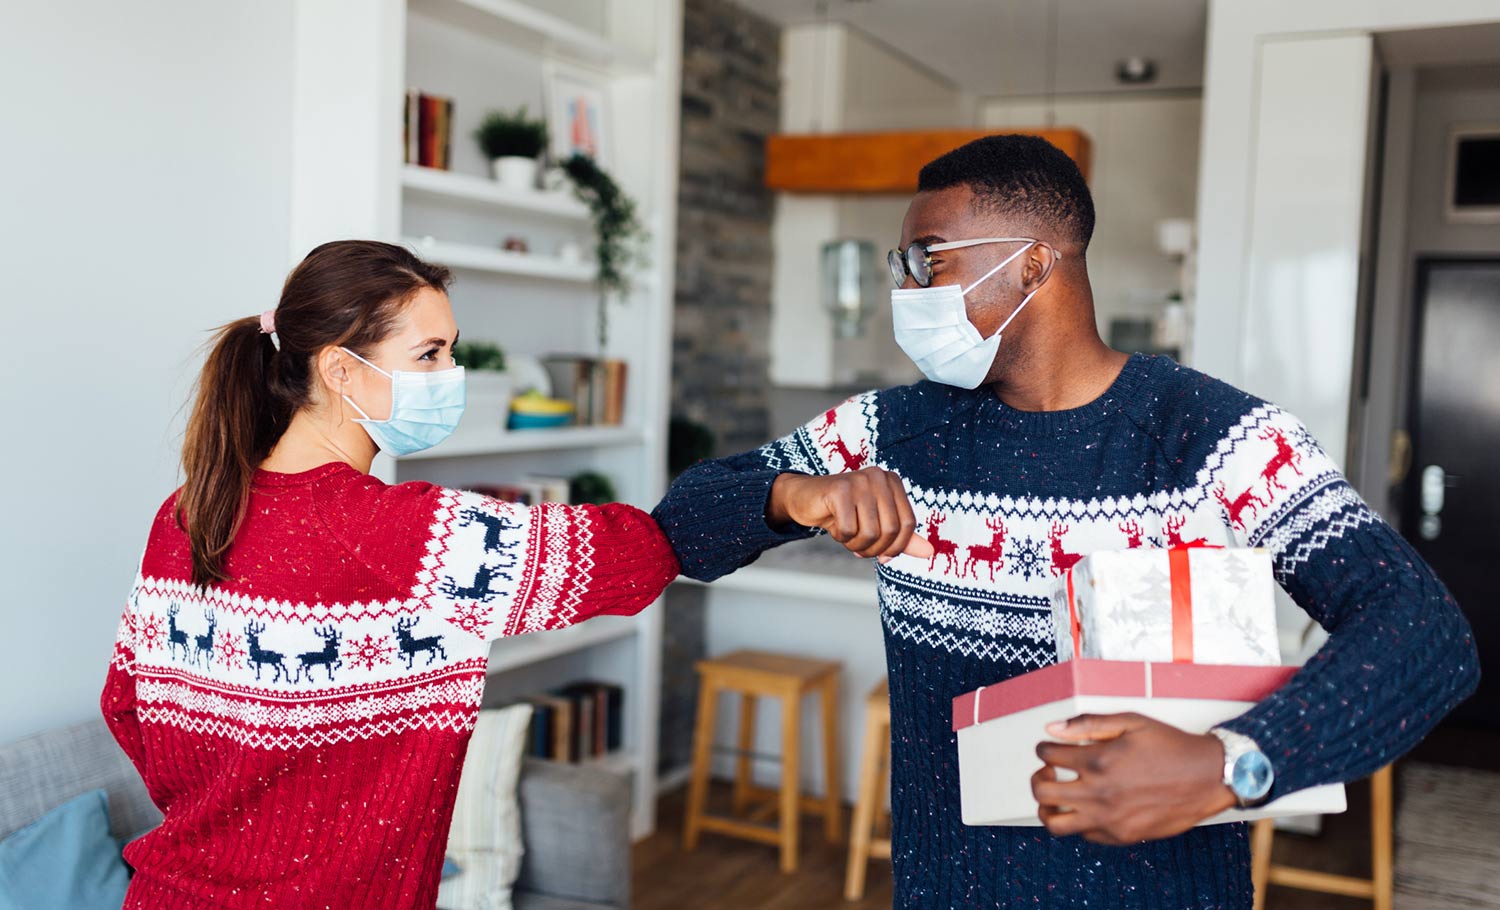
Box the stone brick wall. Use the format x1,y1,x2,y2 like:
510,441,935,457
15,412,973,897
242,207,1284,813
659,0,780,776
671,0,780,458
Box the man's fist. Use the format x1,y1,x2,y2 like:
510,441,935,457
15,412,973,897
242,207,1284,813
768,469,936,562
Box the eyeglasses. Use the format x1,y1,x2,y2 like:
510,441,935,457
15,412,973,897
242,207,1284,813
886,237,1059,288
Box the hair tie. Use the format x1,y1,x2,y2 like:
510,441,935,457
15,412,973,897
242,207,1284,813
258,310,277,335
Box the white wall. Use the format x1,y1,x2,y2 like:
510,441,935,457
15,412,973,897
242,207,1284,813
978,91,1202,334
1192,0,1500,470
0,2,295,743
1241,34,1378,472
768,24,960,389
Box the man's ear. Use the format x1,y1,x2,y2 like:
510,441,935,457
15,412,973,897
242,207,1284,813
1022,244,1060,291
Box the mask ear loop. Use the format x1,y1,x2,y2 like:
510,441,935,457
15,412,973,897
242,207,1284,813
339,346,394,379
959,241,1034,296
342,394,374,421
337,347,391,422
980,242,1062,339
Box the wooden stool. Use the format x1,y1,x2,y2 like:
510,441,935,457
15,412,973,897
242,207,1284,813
845,678,892,900
1251,765,1394,910
682,649,843,873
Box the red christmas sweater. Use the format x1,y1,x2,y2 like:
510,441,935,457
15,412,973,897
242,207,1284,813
100,462,679,909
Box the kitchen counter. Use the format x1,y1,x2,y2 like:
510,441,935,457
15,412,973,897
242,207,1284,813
675,534,878,605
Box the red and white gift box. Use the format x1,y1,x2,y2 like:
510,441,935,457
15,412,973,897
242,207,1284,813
953,546,1344,827
1051,547,1281,666
951,659,1347,827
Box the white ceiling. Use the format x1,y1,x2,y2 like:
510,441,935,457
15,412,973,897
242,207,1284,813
738,0,1208,97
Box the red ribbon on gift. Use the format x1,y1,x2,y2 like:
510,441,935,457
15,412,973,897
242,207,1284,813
1067,543,1221,664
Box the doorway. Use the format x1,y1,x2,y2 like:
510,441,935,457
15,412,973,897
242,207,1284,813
1400,259,1500,729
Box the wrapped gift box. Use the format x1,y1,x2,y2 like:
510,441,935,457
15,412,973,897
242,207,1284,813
951,659,1347,827
1051,547,1281,666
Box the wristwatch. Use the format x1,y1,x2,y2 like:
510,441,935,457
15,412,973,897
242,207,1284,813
1208,727,1274,807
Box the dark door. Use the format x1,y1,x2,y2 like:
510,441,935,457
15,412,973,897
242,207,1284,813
1402,259,1500,729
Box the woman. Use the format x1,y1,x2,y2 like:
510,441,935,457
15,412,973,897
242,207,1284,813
100,240,680,909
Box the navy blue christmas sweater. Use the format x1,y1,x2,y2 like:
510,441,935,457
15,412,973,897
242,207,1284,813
652,354,1479,909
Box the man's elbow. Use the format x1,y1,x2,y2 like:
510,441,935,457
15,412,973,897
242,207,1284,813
1455,628,1482,702
675,556,731,584
1430,595,1481,710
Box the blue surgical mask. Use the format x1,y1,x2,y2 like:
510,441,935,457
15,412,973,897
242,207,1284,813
340,347,465,456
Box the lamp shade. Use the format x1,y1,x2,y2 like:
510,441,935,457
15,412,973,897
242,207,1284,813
821,239,879,339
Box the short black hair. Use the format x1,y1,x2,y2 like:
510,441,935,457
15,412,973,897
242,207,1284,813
917,134,1095,250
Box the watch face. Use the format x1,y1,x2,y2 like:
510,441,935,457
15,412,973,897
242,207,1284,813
1231,751,1275,802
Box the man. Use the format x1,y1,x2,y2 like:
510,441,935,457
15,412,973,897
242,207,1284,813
652,135,1478,908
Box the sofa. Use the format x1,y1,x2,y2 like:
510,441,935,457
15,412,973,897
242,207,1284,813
0,719,631,910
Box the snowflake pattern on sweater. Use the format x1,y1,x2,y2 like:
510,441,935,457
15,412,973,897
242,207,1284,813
653,354,1478,910
102,462,677,910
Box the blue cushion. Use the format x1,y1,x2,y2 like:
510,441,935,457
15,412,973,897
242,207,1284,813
442,855,462,880
0,789,131,910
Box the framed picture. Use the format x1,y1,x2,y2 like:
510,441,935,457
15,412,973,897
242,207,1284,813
545,63,611,168
1445,126,1500,224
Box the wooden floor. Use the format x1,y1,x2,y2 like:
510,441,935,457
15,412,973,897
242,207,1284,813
635,726,1499,910
634,780,1369,910
634,781,893,910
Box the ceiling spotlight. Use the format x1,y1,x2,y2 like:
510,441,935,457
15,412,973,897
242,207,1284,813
1115,56,1158,85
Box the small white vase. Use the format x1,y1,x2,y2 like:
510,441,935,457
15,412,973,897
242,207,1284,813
461,370,513,435
492,156,539,190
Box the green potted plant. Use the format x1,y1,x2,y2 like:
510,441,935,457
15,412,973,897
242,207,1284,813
568,470,617,505
561,153,650,351
452,341,510,434
474,106,549,190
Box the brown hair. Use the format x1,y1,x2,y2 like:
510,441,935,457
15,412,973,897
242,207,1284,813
177,240,452,587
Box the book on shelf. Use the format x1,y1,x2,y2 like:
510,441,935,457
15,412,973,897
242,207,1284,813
529,475,572,504
542,356,628,426
469,481,546,506
520,694,574,762
468,476,572,507
404,90,453,170
518,680,625,763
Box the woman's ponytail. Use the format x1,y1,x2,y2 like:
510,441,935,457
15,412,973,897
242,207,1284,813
177,317,287,588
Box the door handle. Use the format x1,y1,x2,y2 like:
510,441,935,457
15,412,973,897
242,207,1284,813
1421,465,1445,516
1419,465,1459,541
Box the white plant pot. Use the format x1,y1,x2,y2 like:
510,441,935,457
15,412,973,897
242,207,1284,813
461,370,513,435
492,156,539,190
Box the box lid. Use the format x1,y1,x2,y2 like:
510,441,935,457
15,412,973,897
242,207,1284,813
952,659,1297,732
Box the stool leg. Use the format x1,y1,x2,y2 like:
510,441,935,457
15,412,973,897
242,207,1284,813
733,693,758,815
1372,766,1394,910
876,718,891,836
1250,818,1275,910
683,678,720,851
844,704,885,900
779,690,802,873
821,676,843,844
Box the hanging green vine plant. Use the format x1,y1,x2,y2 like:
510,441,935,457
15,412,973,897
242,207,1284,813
562,153,650,351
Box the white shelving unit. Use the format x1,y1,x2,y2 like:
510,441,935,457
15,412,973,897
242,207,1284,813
408,0,653,71
289,0,682,840
397,424,646,460
402,236,598,282
401,164,592,220
486,615,638,675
